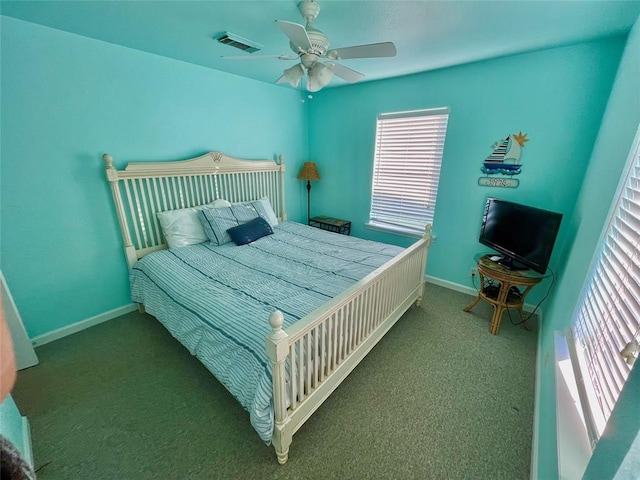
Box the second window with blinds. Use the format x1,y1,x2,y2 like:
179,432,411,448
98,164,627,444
367,107,449,237
568,125,640,446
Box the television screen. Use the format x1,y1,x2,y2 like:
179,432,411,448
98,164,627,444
479,197,562,274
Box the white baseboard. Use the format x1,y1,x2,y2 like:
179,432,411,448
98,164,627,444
425,274,542,314
425,274,478,297
31,303,137,347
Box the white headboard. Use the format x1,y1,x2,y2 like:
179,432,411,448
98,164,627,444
103,151,286,268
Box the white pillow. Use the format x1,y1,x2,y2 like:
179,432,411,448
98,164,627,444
257,196,279,228
157,199,231,248
210,199,232,208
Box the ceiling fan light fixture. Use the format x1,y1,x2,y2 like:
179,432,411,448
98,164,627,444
307,61,334,92
283,63,305,88
306,76,320,93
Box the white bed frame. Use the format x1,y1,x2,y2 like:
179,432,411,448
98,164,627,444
103,151,432,464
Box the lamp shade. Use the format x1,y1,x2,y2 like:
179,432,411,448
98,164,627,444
297,162,321,181
307,62,334,92
283,63,304,88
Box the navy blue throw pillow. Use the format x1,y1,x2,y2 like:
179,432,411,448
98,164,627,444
227,216,273,246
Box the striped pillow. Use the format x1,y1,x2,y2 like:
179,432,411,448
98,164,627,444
198,203,261,246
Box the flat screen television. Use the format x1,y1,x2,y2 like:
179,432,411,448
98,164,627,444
479,197,562,274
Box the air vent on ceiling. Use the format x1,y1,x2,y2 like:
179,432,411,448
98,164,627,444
216,32,262,53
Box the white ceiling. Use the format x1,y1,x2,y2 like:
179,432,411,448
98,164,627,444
2,1,639,89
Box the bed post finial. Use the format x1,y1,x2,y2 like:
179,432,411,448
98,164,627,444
103,153,114,169
423,224,433,246
103,154,119,182
269,310,285,333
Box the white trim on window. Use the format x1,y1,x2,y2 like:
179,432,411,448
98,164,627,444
369,107,449,235
555,331,593,479
364,220,424,238
569,124,640,445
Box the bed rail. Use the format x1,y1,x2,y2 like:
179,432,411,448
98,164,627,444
103,151,286,269
266,226,432,464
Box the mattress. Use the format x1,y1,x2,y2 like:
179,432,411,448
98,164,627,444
130,221,404,443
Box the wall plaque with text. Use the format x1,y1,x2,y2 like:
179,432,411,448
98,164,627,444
478,177,519,188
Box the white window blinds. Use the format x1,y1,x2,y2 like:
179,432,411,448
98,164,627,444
369,108,449,235
570,128,640,443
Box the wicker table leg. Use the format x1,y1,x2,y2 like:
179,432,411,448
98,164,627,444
463,295,482,313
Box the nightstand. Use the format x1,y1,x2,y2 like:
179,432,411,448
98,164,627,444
309,216,351,235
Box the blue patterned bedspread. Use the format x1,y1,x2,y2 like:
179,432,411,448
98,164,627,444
130,221,403,443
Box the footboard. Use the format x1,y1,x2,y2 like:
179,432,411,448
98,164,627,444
265,227,432,464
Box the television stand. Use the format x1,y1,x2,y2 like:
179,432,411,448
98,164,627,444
463,255,545,335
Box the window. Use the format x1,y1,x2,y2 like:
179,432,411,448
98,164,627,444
367,107,449,237
569,126,640,445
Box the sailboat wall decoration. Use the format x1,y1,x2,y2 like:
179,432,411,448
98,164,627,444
478,132,529,188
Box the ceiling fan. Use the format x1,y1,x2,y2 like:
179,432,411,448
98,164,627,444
223,0,397,92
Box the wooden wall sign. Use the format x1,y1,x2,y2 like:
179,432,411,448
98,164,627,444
478,131,528,188
478,177,519,188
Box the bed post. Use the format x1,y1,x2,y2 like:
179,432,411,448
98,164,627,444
103,154,138,269
416,224,433,307
265,310,292,464
278,155,287,221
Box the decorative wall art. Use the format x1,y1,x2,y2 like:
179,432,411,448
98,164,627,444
478,132,529,188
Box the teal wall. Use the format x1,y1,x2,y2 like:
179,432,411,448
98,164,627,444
0,17,307,338
537,16,640,480
306,37,626,306
2,12,639,478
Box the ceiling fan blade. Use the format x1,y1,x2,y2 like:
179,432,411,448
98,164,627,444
275,20,312,51
327,42,397,60
221,54,299,60
327,62,364,83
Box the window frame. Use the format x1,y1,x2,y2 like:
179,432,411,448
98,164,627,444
366,107,449,238
568,124,640,447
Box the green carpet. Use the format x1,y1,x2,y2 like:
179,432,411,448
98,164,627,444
13,283,537,479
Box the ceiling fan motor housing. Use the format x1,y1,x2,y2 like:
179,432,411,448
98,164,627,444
298,0,320,23
295,0,328,57
304,26,329,56
300,53,319,69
